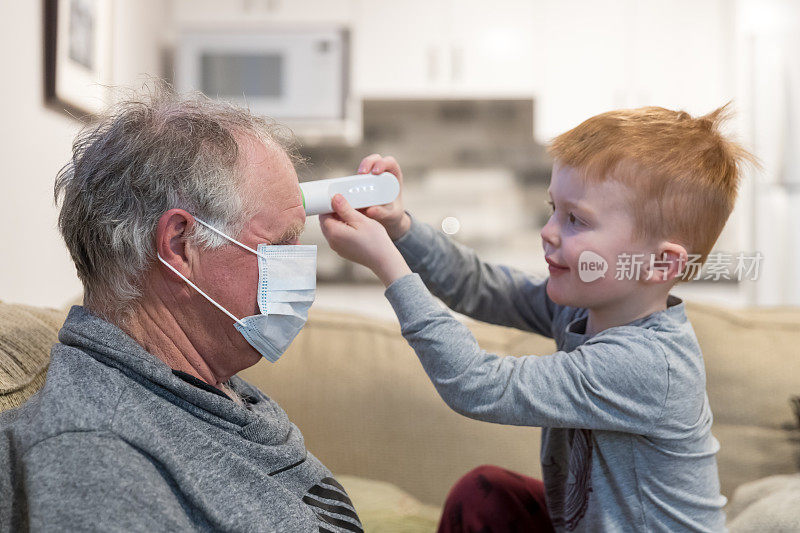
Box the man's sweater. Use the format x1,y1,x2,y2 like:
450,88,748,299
0,306,362,533
383,213,727,532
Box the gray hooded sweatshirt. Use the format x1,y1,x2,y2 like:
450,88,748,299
383,213,727,532
0,306,362,533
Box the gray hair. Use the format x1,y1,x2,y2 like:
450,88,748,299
55,82,301,323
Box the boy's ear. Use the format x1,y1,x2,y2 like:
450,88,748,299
643,241,688,283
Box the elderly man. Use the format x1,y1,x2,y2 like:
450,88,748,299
0,89,362,532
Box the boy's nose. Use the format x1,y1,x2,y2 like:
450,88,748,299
540,217,560,249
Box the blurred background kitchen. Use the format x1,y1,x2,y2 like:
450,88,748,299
1,0,798,319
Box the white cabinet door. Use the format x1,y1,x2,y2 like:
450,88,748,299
353,0,448,97
533,0,732,143
354,0,540,97
171,0,355,27
629,0,731,114
534,0,631,143
446,0,543,97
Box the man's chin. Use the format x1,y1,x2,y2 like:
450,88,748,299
244,345,264,366
229,338,267,369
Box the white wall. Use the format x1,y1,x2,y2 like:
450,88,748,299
111,0,171,90
0,1,83,308
0,0,169,309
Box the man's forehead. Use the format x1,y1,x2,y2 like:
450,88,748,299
233,133,304,244
237,135,293,179
236,136,300,202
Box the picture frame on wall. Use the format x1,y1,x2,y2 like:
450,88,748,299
43,0,113,120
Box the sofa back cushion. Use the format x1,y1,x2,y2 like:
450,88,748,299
0,301,66,413
682,302,800,497
239,309,557,507
2,297,798,505
682,301,800,429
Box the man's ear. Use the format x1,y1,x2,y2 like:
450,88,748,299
644,241,688,283
156,209,196,277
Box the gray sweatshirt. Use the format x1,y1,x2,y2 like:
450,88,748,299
384,213,727,532
0,306,362,533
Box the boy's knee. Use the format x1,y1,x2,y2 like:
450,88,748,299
440,466,553,533
445,465,508,504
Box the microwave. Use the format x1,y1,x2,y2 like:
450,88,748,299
175,28,358,143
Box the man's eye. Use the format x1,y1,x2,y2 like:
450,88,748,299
546,200,555,214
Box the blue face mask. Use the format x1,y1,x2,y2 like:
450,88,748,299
157,217,316,363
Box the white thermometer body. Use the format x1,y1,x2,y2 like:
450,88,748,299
300,172,400,216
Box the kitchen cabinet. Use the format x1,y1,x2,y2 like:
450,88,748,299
629,0,730,113
534,0,631,143
169,0,361,145
534,0,732,143
446,0,545,97
353,0,541,98
169,0,356,27
353,0,447,96
168,0,733,147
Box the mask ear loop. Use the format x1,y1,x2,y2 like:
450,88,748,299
193,216,315,260
193,216,270,259
156,253,244,326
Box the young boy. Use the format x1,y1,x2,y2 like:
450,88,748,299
319,105,754,532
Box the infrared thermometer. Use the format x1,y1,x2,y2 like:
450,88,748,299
300,172,400,216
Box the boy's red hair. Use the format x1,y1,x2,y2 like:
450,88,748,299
548,104,757,282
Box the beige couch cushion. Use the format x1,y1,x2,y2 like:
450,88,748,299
240,309,555,507
726,473,800,531
2,297,798,510
241,303,800,505
682,302,800,497
336,475,440,532
0,301,66,412
687,302,800,428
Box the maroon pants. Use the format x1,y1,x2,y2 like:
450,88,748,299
438,465,555,533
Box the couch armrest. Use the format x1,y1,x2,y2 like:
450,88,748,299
0,301,67,412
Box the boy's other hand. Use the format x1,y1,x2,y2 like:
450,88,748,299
320,193,412,287
356,154,411,240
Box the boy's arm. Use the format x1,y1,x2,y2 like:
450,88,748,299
392,211,559,337
385,273,670,433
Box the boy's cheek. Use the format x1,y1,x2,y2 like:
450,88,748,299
545,280,569,306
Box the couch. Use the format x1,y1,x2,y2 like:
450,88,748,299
2,297,799,531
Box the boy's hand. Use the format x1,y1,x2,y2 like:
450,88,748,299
320,194,412,287
356,154,411,240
